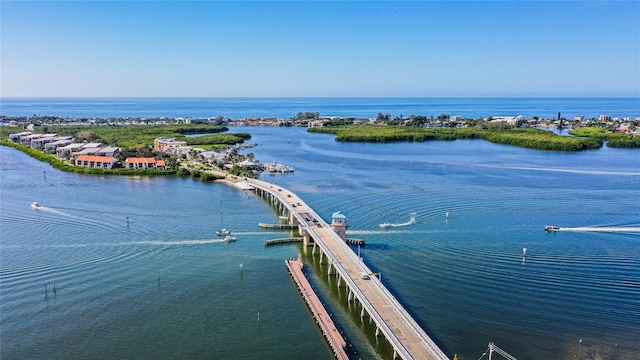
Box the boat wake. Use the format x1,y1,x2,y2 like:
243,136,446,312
32,203,84,219
379,212,417,229
558,227,640,234
3,239,229,250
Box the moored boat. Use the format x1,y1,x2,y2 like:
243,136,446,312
216,228,231,236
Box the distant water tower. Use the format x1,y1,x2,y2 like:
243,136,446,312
331,211,348,241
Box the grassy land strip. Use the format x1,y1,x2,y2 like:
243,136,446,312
569,127,640,148
309,125,603,151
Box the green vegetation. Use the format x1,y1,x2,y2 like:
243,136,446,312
25,124,233,148
606,135,640,148
185,133,251,146
569,127,640,148
569,127,607,138
227,165,255,178
309,125,603,151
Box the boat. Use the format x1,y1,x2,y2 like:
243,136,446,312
216,228,231,236
544,225,560,232
379,212,416,229
264,162,295,174
31,202,40,209
223,235,237,243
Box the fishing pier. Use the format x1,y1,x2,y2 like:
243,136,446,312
286,258,350,360
232,177,450,360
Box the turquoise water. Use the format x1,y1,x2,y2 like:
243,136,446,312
2,126,640,360
2,97,639,119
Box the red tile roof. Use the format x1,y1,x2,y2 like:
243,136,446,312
76,155,115,163
125,157,157,164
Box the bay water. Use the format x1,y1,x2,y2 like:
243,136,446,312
1,98,640,360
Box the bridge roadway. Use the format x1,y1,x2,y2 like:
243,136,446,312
239,177,449,360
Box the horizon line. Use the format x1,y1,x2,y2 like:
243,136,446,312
2,95,639,99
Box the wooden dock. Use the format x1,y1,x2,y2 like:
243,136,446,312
285,258,349,360
264,238,303,246
258,223,299,230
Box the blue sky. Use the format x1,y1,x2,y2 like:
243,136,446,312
1,1,639,97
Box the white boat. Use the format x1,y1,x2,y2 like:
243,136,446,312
216,229,231,236
223,235,237,243
31,202,40,209
379,212,416,229
544,225,560,232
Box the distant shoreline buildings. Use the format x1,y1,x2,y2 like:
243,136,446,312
2,112,639,129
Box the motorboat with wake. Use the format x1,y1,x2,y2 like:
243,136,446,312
379,212,417,229
223,235,237,243
31,202,40,209
544,225,560,232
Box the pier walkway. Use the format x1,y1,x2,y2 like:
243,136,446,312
233,176,450,360
286,258,349,360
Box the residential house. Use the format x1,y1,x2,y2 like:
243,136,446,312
125,157,166,170
72,143,103,158
75,155,116,169
9,131,32,142
30,134,59,149
98,147,120,157
20,134,43,146
44,137,74,153
57,143,85,158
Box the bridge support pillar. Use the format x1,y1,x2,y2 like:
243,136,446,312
319,252,323,264
360,307,365,320
337,276,341,287
302,229,314,247
375,327,380,337
393,349,397,359
328,261,332,275
312,242,316,255
348,290,352,301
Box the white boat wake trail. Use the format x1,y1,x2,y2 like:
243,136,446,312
3,239,228,250
558,227,640,234
380,212,416,229
35,205,86,221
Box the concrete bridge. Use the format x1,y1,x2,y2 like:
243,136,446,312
233,177,450,360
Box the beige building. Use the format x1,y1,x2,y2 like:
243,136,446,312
154,137,187,152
